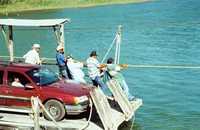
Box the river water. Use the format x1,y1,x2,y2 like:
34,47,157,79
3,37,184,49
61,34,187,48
0,0,200,130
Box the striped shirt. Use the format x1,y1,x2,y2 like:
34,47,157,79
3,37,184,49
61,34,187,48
86,57,100,80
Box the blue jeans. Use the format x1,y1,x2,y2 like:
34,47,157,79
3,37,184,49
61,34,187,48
113,73,134,100
121,80,134,100
92,76,107,90
59,66,68,79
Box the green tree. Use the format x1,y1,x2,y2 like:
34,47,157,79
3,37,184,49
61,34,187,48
0,0,18,5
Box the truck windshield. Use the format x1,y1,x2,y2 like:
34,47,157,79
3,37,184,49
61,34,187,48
26,67,59,86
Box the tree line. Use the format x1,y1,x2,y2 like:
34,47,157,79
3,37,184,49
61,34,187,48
0,0,19,5
0,0,44,5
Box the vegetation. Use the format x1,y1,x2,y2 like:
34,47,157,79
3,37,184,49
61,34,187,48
0,0,148,15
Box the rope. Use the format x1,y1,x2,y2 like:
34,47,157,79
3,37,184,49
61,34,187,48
32,97,62,130
101,34,117,63
130,114,135,130
31,96,94,130
0,56,55,61
127,64,200,69
2,56,200,69
80,98,93,130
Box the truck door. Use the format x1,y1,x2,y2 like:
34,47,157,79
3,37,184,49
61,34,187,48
0,70,6,105
5,71,37,107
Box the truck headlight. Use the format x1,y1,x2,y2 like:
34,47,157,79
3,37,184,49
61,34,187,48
74,96,88,105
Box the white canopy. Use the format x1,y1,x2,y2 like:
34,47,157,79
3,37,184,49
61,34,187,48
0,18,70,27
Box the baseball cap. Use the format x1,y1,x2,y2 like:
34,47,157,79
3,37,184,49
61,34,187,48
33,44,40,48
56,45,64,51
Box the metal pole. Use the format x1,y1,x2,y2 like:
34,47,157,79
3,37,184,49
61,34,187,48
53,26,60,46
1,26,8,46
8,26,14,62
114,25,122,64
114,37,119,64
117,25,122,64
1,26,10,60
60,24,66,54
32,97,40,130
117,36,121,64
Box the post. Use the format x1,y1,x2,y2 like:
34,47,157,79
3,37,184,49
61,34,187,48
31,97,40,130
8,26,14,62
1,26,9,58
55,24,66,54
114,25,122,64
53,26,60,45
1,26,8,46
60,24,66,54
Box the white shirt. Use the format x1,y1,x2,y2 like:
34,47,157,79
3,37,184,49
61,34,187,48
107,64,121,76
11,81,24,87
67,60,86,83
23,49,40,64
86,57,100,80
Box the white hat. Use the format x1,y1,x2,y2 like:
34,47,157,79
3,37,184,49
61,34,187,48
56,45,64,51
33,44,40,48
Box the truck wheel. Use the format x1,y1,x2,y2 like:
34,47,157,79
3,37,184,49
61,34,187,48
44,99,66,121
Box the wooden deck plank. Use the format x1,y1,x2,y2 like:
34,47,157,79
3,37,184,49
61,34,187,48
0,113,102,130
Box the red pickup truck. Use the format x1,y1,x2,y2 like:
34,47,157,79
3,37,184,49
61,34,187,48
0,62,91,121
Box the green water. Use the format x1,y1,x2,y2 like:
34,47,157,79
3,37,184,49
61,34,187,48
1,0,200,130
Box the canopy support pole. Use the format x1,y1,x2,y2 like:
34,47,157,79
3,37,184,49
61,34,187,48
53,24,66,54
53,26,60,45
1,26,9,48
1,26,14,62
8,26,14,62
60,24,66,53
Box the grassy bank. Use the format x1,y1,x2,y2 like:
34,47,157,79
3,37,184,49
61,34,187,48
0,0,149,15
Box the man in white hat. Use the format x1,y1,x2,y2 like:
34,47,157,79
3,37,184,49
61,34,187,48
23,43,41,65
56,45,68,79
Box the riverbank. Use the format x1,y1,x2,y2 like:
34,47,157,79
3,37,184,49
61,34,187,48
0,0,149,15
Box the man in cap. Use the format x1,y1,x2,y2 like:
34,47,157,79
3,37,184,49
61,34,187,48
23,43,41,65
56,45,68,79
86,51,107,88
106,57,134,101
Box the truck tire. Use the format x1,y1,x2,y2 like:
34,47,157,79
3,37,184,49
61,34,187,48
44,99,66,121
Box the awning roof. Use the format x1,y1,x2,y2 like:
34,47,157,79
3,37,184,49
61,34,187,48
0,18,70,27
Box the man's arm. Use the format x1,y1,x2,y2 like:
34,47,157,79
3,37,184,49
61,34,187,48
36,53,41,65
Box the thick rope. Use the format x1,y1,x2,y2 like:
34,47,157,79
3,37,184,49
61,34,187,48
2,56,200,69
31,97,62,130
130,114,135,130
31,96,94,130
80,98,93,130
127,64,200,69
101,34,117,63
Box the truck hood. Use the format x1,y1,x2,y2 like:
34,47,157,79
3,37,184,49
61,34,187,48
42,80,92,97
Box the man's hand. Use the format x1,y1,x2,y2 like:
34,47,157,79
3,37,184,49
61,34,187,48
99,64,107,69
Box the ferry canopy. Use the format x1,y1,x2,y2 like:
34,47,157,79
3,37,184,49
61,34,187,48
0,18,70,27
